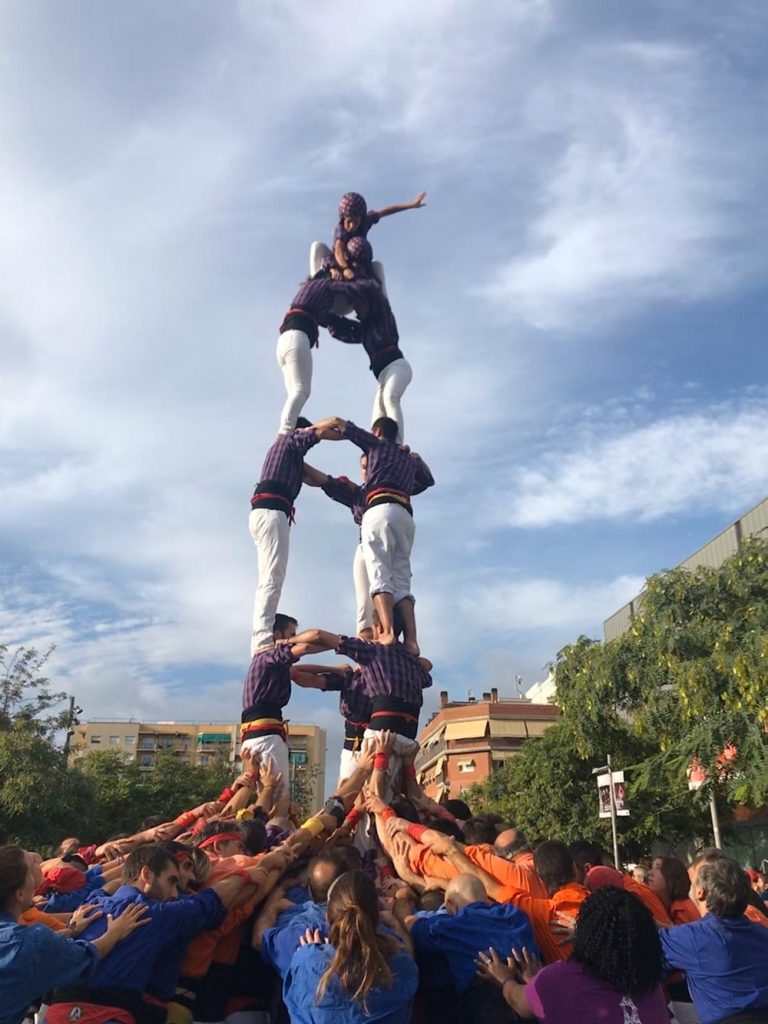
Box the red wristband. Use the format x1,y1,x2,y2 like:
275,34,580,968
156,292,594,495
403,764,417,780
344,808,361,827
380,806,396,822
373,753,389,772
407,823,427,842
217,786,234,804
174,811,196,828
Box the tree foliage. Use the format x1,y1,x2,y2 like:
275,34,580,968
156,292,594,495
0,643,68,734
469,538,768,846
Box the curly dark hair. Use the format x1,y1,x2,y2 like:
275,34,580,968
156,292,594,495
572,886,664,996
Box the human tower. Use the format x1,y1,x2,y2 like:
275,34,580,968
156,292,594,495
241,190,434,805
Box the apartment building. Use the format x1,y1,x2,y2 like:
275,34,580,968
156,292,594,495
416,689,559,800
70,719,326,808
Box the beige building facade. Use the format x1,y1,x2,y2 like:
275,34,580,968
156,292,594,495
70,719,326,808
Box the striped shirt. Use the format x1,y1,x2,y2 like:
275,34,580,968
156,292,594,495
321,474,366,527
322,667,372,724
242,644,298,713
251,428,319,513
335,637,432,707
326,284,401,378
344,423,434,503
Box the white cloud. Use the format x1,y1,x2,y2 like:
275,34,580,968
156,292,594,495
503,404,768,527
482,38,766,329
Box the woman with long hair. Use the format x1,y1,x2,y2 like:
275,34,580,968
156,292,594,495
648,856,700,924
477,886,670,1023
283,869,417,1023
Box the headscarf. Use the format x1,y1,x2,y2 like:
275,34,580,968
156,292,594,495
339,192,367,222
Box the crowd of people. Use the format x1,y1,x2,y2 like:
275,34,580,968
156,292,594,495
2,738,768,1024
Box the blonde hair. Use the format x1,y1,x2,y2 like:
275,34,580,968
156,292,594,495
316,871,396,1007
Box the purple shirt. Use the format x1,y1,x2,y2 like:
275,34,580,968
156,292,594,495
333,210,381,245
326,286,402,379
335,637,432,707
286,277,354,327
251,428,320,511
321,474,366,527
322,667,372,724
242,644,298,712
525,959,670,1024
344,422,434,502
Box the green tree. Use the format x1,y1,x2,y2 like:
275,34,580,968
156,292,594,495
0,643,68,734
555,538,768,807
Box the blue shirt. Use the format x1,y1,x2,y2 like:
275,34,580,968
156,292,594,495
76,885,226,992
660,913,768,1024
284,941,417,1024
410,900,538,993
43,865,105,913
262,901,328,978
0,913,97,1024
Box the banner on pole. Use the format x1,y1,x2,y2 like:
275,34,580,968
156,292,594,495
597,771,630,818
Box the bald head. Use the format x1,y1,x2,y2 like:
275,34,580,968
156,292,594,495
445,873,487,913
494,828,527,858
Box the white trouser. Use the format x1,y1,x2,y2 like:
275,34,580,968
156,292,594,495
361,503,414,605
276,329,312,434
240,733,291,801
363,728,420,803
249,508,290,655
353,543,374,634
309,241,387,296
338,746,360,787
372,357,412,443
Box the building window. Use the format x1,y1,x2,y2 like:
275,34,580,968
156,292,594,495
200,755,210,766
90,735,101,745
290,751,309,765
109,736,120,745
139,754,152,767
458,759,476,774
492,759,505,772
125,735,136,744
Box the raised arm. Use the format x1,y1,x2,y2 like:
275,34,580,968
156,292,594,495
372,192,427,218
283,628,341,657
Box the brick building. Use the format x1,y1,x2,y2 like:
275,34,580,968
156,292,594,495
415,689,559,800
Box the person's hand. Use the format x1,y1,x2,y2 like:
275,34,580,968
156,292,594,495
299,927,327,946
509,946,540,983
105,903,150,942
151,821,181,842
342,267,355,280
385,817,410,840
390,835,415,877
375,730,395,757
197,801,223,819
411,191,427,208
421,830,456,856
475,946,516,988
260,757,282,791
260,845,297,873
69,903,103,936
550,910,577,946
356,738,376,773
364,793,387,816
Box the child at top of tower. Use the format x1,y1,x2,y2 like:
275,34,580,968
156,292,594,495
310,190,427,284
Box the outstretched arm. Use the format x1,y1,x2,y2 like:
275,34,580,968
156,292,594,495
302,463,328,487
373,192,427,218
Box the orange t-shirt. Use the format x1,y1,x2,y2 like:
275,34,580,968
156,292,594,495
409,843,548,899
670,898,700,925
180,852,266,975
622,877,672,925
495,882,590,963
744,903,768,928
19,907,67,931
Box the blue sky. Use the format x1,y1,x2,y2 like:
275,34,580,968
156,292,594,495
2,1,767,771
